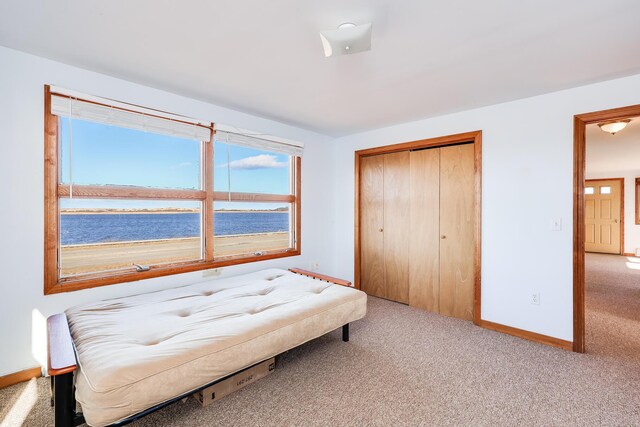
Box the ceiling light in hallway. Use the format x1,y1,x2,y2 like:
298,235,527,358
598,119,630,135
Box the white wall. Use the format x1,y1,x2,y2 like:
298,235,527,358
0,46,334,376
586,121,640,254
330,72,640,342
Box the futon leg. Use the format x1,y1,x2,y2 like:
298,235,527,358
53,372,83,427
53,372,74,427
342,323,349,342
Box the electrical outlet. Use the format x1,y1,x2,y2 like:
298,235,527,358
309,262,320,272
531,292,540,305
203,268,222,278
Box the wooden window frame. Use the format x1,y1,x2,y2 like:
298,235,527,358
44,86,301,295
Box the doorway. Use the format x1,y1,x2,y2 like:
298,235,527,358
573,104,640,353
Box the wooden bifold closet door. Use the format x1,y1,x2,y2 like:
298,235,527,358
360,152,410,303
436,144,475,320
408,148,440,312
383,151,410,303
360,155,385,299
360,143,475,321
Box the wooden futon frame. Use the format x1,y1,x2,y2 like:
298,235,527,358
47,268,352,427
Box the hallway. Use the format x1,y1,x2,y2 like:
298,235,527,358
586,253,640,359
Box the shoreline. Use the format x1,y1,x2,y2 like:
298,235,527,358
60,232,291,276
61,232,288,248
60,210,289,215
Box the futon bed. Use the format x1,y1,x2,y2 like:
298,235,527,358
47,268,366,427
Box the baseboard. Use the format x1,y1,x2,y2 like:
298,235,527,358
478,319,573,351
0,367,42,389
623,252,637,257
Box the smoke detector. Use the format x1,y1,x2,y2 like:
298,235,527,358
319,22,372,57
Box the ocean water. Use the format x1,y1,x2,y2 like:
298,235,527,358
60,212,289,245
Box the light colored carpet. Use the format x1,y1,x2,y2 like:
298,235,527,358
2,253,640,426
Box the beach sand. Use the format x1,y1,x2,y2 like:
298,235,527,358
60,232,290,276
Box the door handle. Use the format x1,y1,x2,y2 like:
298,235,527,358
613,219,619,223
379,228,383,232
441,235,447,239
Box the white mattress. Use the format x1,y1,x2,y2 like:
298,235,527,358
65,268,367,426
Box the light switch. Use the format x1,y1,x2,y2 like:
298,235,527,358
551,218,562,231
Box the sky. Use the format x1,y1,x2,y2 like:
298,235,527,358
59,118,291,210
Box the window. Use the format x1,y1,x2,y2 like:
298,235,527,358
600,186,612,194
211,135,300,260
585,187,595,195
212,139,296,259
44,86,301,293
59,199,203,277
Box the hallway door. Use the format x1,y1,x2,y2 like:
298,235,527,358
585,179,622,254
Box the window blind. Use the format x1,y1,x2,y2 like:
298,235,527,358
50,93,212,142
215,130,304,157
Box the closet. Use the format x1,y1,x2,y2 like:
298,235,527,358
358,142,476,321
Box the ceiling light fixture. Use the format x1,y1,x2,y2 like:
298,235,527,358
319,22,372,57
598,119,630,135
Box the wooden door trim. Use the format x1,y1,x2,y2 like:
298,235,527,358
574,104,640,353
354,130,482,325
355,131,481,157
636,178,640,225
584,178,624,255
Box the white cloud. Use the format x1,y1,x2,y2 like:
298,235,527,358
219,154,287,170
170,162,193,169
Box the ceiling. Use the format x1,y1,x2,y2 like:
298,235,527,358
587,119,640,174
2,1,640,137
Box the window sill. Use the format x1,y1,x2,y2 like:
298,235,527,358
44,249,301,295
